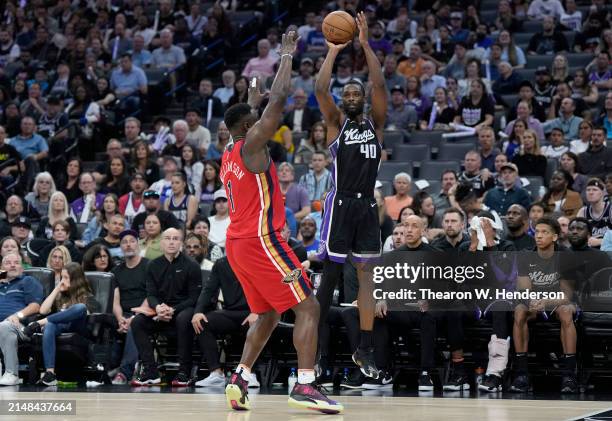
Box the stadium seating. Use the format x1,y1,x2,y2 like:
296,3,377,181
420,161,461,180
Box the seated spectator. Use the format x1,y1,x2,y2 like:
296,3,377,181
559,0,582,31
294,121,327,165
119,172,147,226
100,157,130,197
420,88,458,131
459,59,491,98
405,76,431,120
495,0,522,32
227,76,248,107
541,128,569,159
571,120,594,155
22,263,99,386
578,127,612,180
478,127,500,172
550,54,572,86
37,96,68,141
398,43,426,79
454,79,495,130
483,163,531,215
548,82,588,120
120,118,146,158
110,54,147,118
298,151,333,203
459,150,495,197
298,12,317,40
512,129,548,179
162,120,191,158
492,61,523,95
84,213,125,262
507,81,547,123
199,160,222,205
150,156,179,205
431,170,458,213
527,0,565,20
241,39,278,80
542,170,583,218
208,190,230,248
163,172,198,228
544,97,583,140
305,15,326,52
560,151,588,200
192,256,252,388
131,190,180,237
188,216,224,263
368,20,392,55
384,172,413,220
185,109,212,157
588,51,612,90
0,197,28,241
130,35,152,69
383,222,406,252
130,141,160,187
70,172,106,224
19,83,47,121
283,89,320,133
180,145,203,199
386,85,417,131
599,92,612,139
527,16,569,55
491,30,526,70
7,116,48,190
503,119,527,161
577,178,611,248
533,67,555,110
46,245,71,285
206,122,231,162
130,228,201,387
0,253,43,386
183,232,214,270
503,204,536,250
25,172,55,218
139,213,163,260
36,220,81,267
35,191,77,241
278,163,311,222
419,60,446,99
191,79,224,126
443,41,469,80
571,69,599,107
483,43,503,82
449,11,470,43
505,101,545,142
10,215,32,250
0,236,31,268
81,193,123,248
151,29,186,72
213,70,236,106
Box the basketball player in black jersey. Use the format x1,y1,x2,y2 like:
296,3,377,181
314,12,387,380
577,178,612,249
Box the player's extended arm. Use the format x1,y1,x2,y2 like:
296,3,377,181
315,40,350,143
356,12,386,131
243,31,299,156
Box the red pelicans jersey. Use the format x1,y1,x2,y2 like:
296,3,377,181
220,138,286,240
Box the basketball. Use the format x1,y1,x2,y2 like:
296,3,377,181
322,11,357,44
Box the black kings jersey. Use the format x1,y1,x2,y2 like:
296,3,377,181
585,202,612,239
329,118,381,195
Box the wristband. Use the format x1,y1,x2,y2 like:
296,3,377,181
281,53,293,60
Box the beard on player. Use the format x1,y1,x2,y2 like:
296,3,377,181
342,97,365,119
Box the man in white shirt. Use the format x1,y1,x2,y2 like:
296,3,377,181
185,108,211,156
213,70,235,105
541,128,569,159
297,12,317,40
208,189,230,248
527,0,565,20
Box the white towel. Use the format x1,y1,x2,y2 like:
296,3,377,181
468,213,504,250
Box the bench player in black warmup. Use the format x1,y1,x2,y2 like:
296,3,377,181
314,12,387,380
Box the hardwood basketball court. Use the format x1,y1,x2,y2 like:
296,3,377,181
0,389,608,421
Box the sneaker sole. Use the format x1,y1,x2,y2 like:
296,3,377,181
352,354,380,380
288,397,343,414
130,379,161,387
225,384,250,410
418,385,434,391
362,383,393,390
340,383,365,390
478,384,502,392
561,387,578,394
443,384,470,391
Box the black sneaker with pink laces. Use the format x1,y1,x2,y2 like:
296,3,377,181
225,370,250,411
288,382,344,414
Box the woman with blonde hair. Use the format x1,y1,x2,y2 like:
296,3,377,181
36,191,77,240
551,54,570,86
512,129,547,178
46,245,72,285
25,172,57,217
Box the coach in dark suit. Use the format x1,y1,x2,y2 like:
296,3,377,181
283,89,320,133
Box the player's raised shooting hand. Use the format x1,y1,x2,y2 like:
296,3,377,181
356,11,369,47
279,30,299,56
325,39,351,52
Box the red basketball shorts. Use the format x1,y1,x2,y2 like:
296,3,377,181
226,233,312,314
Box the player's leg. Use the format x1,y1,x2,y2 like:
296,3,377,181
442,311,470,391
509,304,536,392
480,302,512,393
557,304,578,393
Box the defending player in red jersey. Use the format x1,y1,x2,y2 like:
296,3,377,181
221,31,343,415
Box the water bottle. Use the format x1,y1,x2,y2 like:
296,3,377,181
475,367,485,386
288,368,297,390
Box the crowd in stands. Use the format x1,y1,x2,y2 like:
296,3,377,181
0,0,611,392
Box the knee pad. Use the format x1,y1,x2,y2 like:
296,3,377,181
486,334,510,376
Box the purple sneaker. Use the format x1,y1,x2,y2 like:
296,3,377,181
225,371,250,411
288,382,344,414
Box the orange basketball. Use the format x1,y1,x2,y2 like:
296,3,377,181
322,11,357,44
